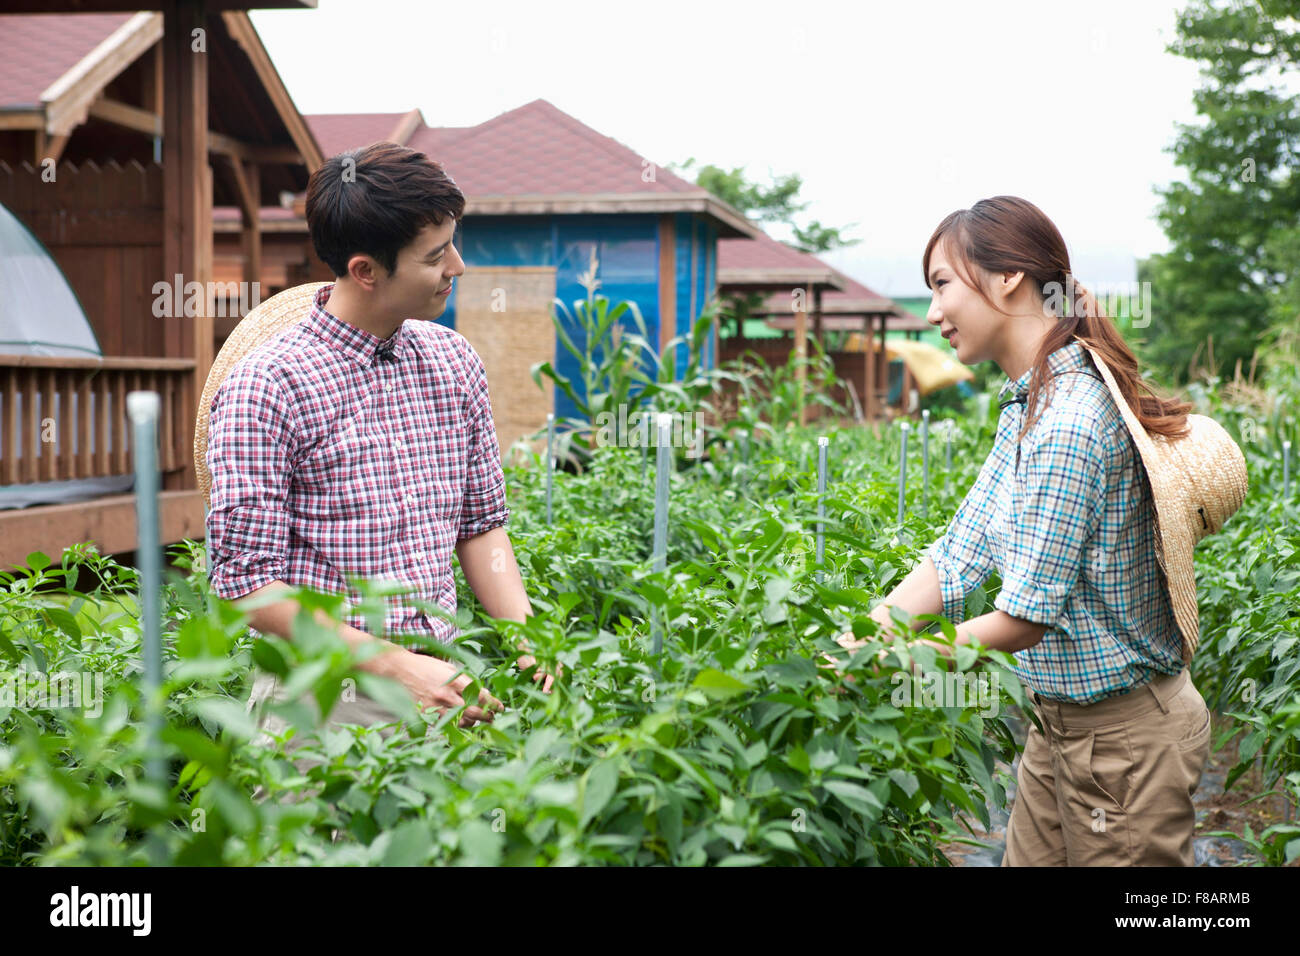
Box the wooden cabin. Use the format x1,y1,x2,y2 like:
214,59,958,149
0,0,321,570
214,99,765,457
717,233,924,422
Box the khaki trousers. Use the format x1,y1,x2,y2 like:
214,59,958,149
1001,667,1212,866
245,669,429,804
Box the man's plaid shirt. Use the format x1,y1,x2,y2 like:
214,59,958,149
924,341,1184,704
205,283,509,648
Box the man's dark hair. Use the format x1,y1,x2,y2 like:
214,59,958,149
305,142,465,278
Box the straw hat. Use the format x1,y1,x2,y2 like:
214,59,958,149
194,282,329,509
1074,336,1248,663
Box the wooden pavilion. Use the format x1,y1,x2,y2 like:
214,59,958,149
0,0,321,570
717,234,921,423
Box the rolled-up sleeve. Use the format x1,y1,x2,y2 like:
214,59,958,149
994,418,1106,626
205,363,296,600
926,461,998,625
456,339,509,540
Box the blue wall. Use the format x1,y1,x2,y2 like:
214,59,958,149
444,214,718,424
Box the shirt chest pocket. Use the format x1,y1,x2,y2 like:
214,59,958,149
410,427,468,521
986,471,1017,556
294,423,391,519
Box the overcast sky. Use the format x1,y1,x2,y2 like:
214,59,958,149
251,0,1207,297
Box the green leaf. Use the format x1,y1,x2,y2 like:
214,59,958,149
191,697,259,741
581,759,620,828
692,668,750,699
251,638,289,677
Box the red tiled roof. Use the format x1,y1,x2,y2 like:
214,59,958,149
0,13,133,109
304,112,416,157
719,234,910,316
718,232,831,272
305,99,707,197
409,98,701,196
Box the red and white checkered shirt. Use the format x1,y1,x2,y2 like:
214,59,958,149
205,283,509,648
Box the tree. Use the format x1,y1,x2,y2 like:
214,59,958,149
672,158,859,254
671,158,860,338
1146,0,1300,383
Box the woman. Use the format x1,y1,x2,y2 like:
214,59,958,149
842,196,1220,866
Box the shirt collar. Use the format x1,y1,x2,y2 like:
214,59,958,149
304,283,409,368
998,340,1090,403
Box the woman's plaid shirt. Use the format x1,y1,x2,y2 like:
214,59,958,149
205,284,509,648
925,341,1184,704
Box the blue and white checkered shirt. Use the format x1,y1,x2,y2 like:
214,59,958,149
925,341,1184,704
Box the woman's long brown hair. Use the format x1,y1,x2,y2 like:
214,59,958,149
922,196,1190,444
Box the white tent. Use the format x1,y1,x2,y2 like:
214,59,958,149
0,200,134,510
0,200,101,357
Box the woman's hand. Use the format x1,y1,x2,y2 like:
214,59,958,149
821,632,892,683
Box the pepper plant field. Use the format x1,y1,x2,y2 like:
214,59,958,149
0,319,1294,868
1,348,1297,866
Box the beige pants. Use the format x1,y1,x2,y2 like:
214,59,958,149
1001,667,1212,866
244,669,429,804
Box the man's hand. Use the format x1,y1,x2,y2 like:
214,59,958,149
515,654,562,694
396,651,503,727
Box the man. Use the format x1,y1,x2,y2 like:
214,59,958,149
205,142,556,747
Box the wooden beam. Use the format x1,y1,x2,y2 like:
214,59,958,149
813,286,823,353
0,355,195,371
41,12,163,135
0,491,206,572
223,154,256,219
162,0,211,493
220,11,324,171
794,298,807,427
658,214,676,360
388,107,425,146
87,99,302,164
0,111,43,130
87,96,161,135
240,160,261,289
209,130,302,165
0,2,315,11
863,315,875,420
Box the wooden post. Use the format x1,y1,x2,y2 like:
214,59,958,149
877,313,887,412
657,214,676,367
794,289,807,427
863,314,875,420
161,0,211,492
233,159,261,293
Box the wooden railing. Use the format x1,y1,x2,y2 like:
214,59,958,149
0,355,194,485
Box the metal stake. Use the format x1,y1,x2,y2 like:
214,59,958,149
921,409,930,520
816,436,828,585
545,412,554,524
128,391,163,787
897,421,909,526
651,412,672,656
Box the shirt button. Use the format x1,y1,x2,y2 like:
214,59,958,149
385,384,394,393
407,493,417,505
394,438,404,448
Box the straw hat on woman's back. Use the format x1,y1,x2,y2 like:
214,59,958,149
1076,335,1248,663
194,282,328,509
